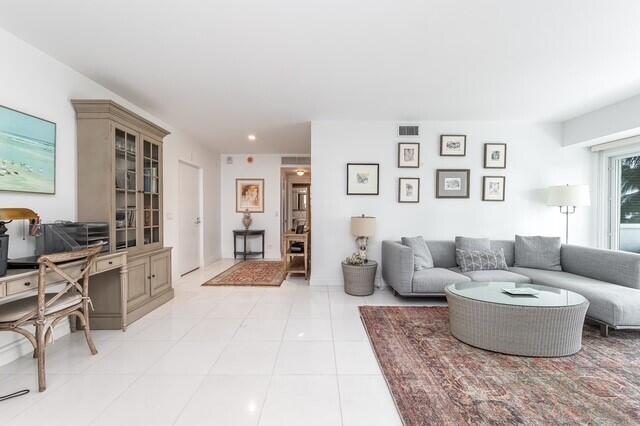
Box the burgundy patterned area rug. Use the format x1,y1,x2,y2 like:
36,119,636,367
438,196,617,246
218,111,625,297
359,306,640,426
202,261,285,287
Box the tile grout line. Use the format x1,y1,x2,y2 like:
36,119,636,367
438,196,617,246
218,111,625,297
328,286,346,426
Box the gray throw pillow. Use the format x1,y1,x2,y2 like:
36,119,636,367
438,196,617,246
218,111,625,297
456,248,509,273
401,236,434,271
514,235,562,271
455,236,491,252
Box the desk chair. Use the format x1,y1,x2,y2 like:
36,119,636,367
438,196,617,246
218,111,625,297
0,245,102,391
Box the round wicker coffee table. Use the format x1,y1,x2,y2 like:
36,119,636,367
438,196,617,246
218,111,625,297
445,282,589,357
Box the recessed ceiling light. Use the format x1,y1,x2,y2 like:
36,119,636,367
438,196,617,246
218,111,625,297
296,169,305,176
247,134,256,141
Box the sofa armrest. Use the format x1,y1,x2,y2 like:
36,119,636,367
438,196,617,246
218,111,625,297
561,244,640,289
382,241,414,294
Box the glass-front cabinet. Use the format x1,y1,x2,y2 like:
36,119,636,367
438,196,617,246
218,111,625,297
112,127,163,253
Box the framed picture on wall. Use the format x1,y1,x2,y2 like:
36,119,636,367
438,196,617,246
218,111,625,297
0,105,56,194
347,163,379,195
482,176,505,201
398,177,420,203
236,178,264,212
436,169,470,198
484,143,507,168
397,143,420,168
440,135,466,156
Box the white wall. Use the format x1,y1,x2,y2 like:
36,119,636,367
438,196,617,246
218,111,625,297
563,93,640,147
311,120,595,286
220,154,283,259
0,27,220,365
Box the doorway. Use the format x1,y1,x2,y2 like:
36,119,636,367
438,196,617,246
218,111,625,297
178,161,203,276
280,168,311,254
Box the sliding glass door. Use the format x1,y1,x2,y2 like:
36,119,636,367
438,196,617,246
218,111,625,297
610,154,640,252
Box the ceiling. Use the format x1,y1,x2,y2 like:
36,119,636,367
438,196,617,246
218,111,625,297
2,1,640,153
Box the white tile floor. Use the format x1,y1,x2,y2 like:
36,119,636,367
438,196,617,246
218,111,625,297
0,259,446,425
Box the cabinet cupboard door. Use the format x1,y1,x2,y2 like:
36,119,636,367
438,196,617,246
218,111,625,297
127,257,151,309
150,251,171,296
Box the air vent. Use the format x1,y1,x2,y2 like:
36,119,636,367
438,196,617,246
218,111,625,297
398,125,419,137
226,156,233,165
281,156,311,165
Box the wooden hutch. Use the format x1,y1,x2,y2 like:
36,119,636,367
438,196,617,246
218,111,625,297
72,100,173,329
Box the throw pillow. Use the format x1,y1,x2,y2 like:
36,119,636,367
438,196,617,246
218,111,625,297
456,248,509,273
514,235,562,271
455,236,491,252
401,236,435,271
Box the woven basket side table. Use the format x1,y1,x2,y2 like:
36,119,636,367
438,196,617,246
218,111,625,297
342,261,377,296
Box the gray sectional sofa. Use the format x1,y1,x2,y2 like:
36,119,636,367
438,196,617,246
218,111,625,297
382,239,640,336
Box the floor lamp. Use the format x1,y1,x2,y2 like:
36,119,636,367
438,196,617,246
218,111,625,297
546,185,591,244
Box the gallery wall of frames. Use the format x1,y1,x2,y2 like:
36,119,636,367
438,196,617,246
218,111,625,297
345,125,507,203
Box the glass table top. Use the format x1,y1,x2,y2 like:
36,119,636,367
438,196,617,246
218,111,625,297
446,282,588,307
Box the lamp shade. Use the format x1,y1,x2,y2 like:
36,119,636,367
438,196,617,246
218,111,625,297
351,215,376,237
546,185,591,207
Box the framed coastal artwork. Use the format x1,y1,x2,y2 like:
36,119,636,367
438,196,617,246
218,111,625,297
398,143,420,168
0,105,56,194
440,135,466,156
347,163,379,195
483,176,505,201
436,169,470,198
484,143,507,168
398,177,420,203
236,178,264,212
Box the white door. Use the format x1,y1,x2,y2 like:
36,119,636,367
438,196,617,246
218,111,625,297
178,162,202,275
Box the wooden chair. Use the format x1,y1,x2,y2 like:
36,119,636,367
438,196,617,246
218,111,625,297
0,245,102,391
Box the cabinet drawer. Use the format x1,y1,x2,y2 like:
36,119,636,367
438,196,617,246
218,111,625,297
7,277,37,295
95,256,123,273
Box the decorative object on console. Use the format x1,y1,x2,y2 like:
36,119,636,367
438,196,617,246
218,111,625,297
398,177,420,203
351,214,376,261
484,143,507,168
242,209,253,229
236,178,264,213
0,208,40,276
397,143,420,168
482,176,505,201
347,163,379,195
546,184,590,243
436,169,470,198
0,105,56,194
440,135,466,156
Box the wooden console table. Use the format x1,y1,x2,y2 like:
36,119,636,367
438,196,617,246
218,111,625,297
0,251,129,331
283,231,309,279
233,229,265,260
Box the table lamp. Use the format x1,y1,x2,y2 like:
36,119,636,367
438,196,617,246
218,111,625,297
351,215,376,261
0,208,40,276
546,185,590,244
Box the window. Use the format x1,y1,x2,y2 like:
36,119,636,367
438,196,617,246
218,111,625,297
607,151,640,252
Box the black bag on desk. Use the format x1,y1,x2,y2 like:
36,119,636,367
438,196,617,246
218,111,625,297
289,242,304,253
0,235,7,276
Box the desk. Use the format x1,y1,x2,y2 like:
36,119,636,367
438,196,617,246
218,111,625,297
283,232,309,279
0,251,129,331
233,230,265,260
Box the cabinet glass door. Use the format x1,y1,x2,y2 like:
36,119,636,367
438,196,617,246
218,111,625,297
143,139,161,246
115,128,137,250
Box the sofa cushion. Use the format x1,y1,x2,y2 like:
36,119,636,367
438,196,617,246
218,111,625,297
510,267,640,327
412,268,470,293
425,241,457,268
401,236,434,271
515,235,562,271
561,244,640,290
459,269,531,283
455,236,491,252
456,248,508,272
490,240,515,267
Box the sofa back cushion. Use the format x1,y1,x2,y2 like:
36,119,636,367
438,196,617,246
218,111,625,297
401,236,434,270
514,235,562,271
561,244,640,289
455,236,491,251
425,241,457,268
490,240,515,267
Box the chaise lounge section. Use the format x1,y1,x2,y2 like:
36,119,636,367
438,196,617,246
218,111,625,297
382,239,640,336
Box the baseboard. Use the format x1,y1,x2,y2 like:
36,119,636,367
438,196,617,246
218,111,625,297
0,321,70,367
